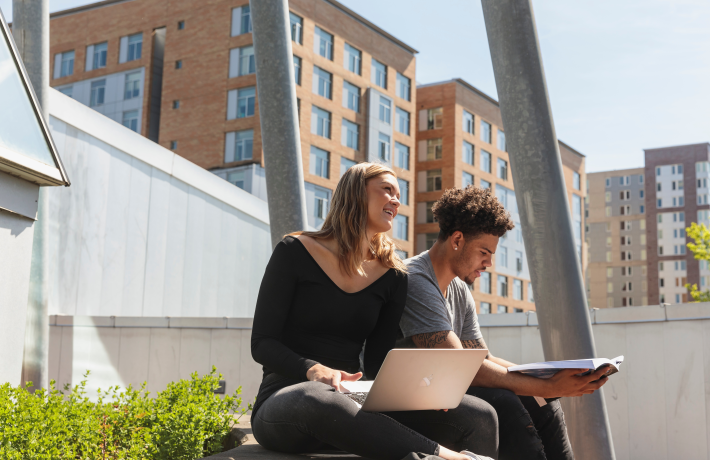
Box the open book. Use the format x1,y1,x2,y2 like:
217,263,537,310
508,356,624,380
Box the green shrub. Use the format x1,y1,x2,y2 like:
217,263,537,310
0,367,251,460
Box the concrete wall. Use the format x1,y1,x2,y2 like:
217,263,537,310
49,303,710,460
46,89,272,318
0,208,36,385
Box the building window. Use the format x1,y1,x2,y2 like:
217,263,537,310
479,302,491,314
340,157,356,177
293,55,302,85
497,158,508,180
463,111,474,134
170,140,178,150
124,71,141,100
463,141,474,165
86,42,107,71
398,178,409,206
58,85,73,98
480,272,491,294
175,60,183,69
379,96,392,124
177,20,185,30
344,43,362,75
228,45,255,77
427,138,443,160
57,50,74,78
395,215,408,241
343,81,360,112
172,100,180,109
89,79,106,107
311,106,331,139
290,12,303,44
395,249,408,260
425,201,436,223
396,107,410,135
314,188,330,228
481,120,492,143
122,110,139,132
240,5,252,34
427,169,442,192
231,6,252,35
314,27,334,60
372,59,387,88
224,129,254,162
481,179,491,189
498,246,508,268
481,150,492,173
497,305,508,314
427,108,443,130
515,250,524,272
498,275,508,297
396,72,411,101
378,133,391,162
341,119,359,150
227,87,256,119
573,171,581,190
126,33,143,62
395,142,410,170
498,130,506,151
513,279,523,300
227,170,245,190
313,66,332,99
463,172,474,188
310,146,329,178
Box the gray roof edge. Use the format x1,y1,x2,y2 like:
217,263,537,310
643,142,710,153
322,0,418,54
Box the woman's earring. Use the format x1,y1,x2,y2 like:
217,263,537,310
454,247,458,250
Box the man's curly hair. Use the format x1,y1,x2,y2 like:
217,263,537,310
432,186,514,241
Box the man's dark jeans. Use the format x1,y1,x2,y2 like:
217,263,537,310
466,387,574,460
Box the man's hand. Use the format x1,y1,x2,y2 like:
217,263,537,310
306,363,362,392
543,367,610,398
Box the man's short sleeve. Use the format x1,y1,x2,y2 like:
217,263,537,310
399,270,453,338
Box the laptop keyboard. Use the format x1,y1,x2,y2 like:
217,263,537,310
345,392,368,408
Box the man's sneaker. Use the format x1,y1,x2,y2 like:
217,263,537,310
461,451,494,460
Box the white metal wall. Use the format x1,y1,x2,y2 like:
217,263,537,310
46,89,272,318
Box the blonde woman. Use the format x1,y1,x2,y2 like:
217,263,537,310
250,163,497,460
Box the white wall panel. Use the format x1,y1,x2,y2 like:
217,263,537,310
48,96,272,319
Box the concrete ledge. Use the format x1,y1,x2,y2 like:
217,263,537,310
50,315,253,329
666,302,710,321
169,317,228,329
594,305,665,324
479,312,528,327
228,318,254,329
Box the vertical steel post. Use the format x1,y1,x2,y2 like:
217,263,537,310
480,1,615,458
250,0,309,249
13,0,50,392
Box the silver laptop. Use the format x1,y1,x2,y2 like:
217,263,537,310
340,349,488,412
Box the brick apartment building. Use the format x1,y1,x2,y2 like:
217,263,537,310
47,0,417,255
585,142,710,308
586,168,648,309
415,79,587,314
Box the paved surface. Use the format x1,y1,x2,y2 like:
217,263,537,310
205,417,361,459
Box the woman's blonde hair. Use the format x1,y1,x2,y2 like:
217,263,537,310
292,162,407,276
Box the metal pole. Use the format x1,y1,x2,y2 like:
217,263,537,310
13,0,50,392
250,0,309,249
480,1,615,458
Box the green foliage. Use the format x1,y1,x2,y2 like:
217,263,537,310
0,367,251,460
684,223,710,302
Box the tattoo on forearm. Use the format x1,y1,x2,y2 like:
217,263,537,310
462,338,490,358
412,331,450,348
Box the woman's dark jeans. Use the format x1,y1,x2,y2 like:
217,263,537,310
252,381,499,460
466,387,574,460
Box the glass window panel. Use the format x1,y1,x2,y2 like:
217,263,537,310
463,141,474,165
378,133,391,161
344,43,361,75
427,138,443,160
463,171,474,188
235,129,254,161
127,33,142,61
290,13,303,44
314,27,333,60
396,107,410,135
124,71,141,100
398,178,409,205
309,146,329,178
396,72,410,101
122,110,139,132
239,45,255,76
427,107,443,129
463,111,474,134
395,142,410,170
481,120,492,143
341,118,359,150
343,81,360,111
236,87,256,118
372,59,387,88
481,150,492,173
379,97,391,124
89,79,106,107
92,42,107,69
340,157,356,177
497,130,506,151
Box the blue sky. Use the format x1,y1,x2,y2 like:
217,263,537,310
2,0,708,172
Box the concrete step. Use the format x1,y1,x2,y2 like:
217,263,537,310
205,418,361,459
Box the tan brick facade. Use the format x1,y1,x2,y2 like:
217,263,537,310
415,79,586,315
48,0,417,255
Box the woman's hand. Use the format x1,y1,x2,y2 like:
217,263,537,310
307,363,363,392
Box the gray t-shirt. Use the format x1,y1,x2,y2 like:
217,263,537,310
397,251,482,348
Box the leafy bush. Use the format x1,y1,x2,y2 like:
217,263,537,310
0,367,251,460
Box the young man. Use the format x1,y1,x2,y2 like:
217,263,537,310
398,186,609,460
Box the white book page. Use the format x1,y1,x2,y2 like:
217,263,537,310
340,380,374,394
